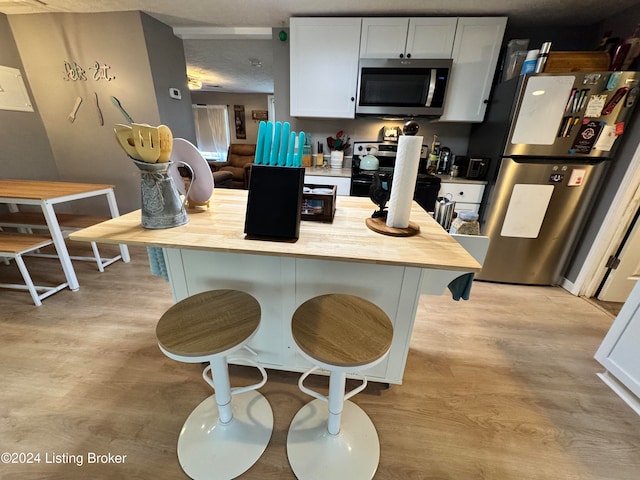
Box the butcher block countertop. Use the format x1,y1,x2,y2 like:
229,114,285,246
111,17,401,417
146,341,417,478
70,188,480,272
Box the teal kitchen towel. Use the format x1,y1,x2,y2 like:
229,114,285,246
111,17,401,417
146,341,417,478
448,273,475,301
147,246,168,282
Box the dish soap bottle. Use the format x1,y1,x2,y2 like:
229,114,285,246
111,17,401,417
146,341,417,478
427,135,440,174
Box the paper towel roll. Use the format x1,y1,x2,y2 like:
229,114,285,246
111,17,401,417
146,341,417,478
386,135,423,228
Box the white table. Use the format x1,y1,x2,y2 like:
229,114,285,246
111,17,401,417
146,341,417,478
0,179,130,291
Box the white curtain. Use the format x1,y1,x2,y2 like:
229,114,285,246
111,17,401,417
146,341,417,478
192,105,230,161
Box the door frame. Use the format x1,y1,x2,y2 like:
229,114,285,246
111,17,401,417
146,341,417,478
566,141,640,297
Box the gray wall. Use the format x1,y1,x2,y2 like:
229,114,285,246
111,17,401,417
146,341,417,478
8,11,193,214
0,13,57,181
564,4,640,283
503,24,600,53
141,14,196,144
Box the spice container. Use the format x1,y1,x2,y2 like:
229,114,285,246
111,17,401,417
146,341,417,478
302,144,312,167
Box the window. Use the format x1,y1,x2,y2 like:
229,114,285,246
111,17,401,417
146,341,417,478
192,105,230,161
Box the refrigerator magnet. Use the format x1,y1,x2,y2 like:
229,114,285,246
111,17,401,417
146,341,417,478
594,125,618,152
568,169,586,187
571,120,603,154
584,95,607,117
606,72,622,91
602,87,629,116
625,86,639,108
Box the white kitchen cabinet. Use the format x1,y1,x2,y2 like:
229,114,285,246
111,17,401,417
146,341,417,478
289,17,362,118
439,181,485,213
360,17,457,59
438,17,507,122
595,279,640,415
304,174,351,196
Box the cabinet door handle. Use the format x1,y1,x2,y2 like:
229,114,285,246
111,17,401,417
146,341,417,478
350,97,355,102
399,53,404,58
459,192,464,196
406,53,411,58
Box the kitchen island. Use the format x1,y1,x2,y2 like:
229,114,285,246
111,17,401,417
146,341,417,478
70,189,481,384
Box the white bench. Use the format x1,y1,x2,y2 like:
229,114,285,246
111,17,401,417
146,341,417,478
0,233,69,306
0,211,120,272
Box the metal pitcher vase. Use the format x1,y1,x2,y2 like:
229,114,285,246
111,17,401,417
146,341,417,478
434,193,456,231
133,160,192,229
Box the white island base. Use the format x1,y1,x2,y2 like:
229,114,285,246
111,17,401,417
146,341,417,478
165,248,442,384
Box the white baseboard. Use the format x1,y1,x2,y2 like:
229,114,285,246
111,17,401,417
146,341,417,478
560,277,579,296
598,371,640,417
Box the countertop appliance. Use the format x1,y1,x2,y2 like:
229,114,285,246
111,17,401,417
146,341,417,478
351,141,440,212
468,71,640,285
356,58,452,117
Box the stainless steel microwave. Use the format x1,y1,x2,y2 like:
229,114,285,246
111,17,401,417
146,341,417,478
356,58,452,117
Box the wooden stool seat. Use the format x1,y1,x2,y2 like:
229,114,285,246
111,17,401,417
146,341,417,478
292,294,393,368
156,289,261,359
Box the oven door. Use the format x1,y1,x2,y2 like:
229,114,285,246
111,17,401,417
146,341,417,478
350,177,372,197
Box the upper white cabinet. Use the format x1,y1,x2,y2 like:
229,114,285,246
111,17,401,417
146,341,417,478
360,18,457,59
290,17,362,118
438,17,507,122
289,16,506,121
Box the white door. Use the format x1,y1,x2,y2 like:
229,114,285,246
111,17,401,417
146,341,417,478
598,211,640,302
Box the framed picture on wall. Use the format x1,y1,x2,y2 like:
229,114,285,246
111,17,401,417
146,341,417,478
0,65,34,112
252,110,268,120
234,105,246,139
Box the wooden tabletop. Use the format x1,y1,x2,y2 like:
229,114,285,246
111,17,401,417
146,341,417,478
0,179,114,200
70,188,481,272
291,294,394,367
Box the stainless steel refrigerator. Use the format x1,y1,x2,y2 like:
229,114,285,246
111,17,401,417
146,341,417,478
468,71,639,285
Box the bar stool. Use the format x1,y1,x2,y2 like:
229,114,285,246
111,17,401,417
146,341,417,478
156,289,273,480
287,294,394,480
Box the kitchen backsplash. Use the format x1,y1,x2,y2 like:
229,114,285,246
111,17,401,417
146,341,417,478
287,116,472,157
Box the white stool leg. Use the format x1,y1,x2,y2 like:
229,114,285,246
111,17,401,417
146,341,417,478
327,371,346,435
288,368,380,480
175,352,273,480
207,356,233,424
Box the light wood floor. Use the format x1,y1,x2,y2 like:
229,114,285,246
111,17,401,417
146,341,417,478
1,245,639,479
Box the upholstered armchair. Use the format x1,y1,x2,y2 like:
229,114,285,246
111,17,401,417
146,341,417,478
210,144,256,189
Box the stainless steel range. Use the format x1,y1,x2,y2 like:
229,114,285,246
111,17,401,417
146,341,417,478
350,141,441,212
